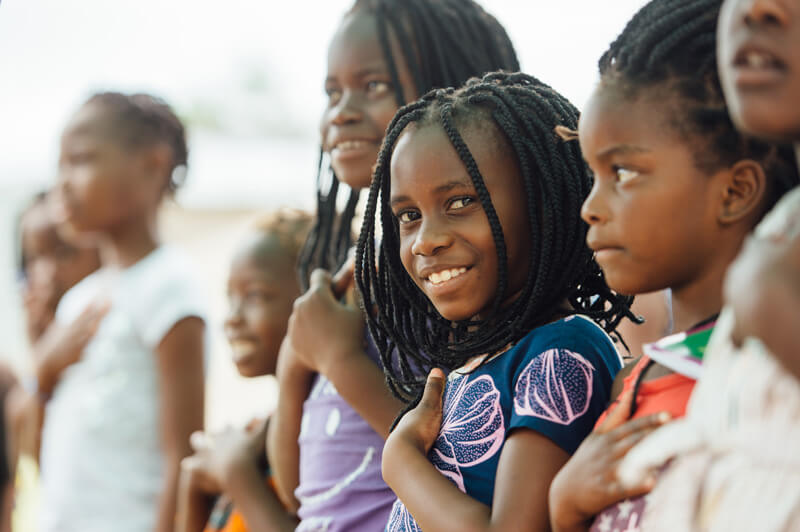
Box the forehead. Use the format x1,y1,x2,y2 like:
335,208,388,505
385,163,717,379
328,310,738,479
578,87,680,153
231,232,295,277
327,11,387,75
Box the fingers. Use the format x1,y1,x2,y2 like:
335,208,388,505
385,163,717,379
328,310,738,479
596,389,634,433
189,430,211,452
418,368,446,411
611,411,670,440
309,268,333,293
607,470,657,502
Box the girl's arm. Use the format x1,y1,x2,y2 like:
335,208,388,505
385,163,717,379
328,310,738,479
223,458,299,531
287,268,403,438
267,341,313,512
174,465,214,532
383,370,569,532
154,317,205,532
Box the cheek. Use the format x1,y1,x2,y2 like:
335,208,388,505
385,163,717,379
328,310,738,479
367,99,401,136
249,303,291,342
398,233,417,280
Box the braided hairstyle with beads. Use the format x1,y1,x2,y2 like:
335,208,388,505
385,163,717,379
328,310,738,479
356,72,635,402
599,0,798,210
298,0,519,288
86,92,189,193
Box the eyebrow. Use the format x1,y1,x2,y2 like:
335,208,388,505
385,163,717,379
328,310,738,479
595,144,651,159
389,179,473,207
325,65,390,84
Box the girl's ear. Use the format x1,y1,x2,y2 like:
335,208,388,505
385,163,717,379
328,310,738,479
718,159,767,225
140,143,174,195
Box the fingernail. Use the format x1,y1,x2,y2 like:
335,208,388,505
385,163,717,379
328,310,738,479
657,412,671,423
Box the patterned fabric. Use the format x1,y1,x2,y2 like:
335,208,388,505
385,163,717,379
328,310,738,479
387,316,622,531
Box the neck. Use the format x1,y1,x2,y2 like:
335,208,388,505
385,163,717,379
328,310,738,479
97,211,160,269
668,249,735,333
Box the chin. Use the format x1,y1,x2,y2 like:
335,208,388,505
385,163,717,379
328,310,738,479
331,164,374,190
729,98,800,143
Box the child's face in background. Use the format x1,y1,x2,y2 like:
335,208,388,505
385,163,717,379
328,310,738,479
579,88,727,296
320,10,417,190
390,123,530,322
53,103,163,237
719,0,800,141
225,233,301,378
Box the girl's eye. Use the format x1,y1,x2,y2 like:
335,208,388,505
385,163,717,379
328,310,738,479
613,166,640,183
325,86,342,105
366,80,391,95
449,197,475,210
395,210,420,224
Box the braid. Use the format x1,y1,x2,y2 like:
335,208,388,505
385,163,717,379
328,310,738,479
300,0,519,284
356,72,635,402
599,0,799,208
87,92,188,192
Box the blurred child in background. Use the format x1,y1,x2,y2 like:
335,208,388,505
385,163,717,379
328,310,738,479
177,209,312,532
38,92,207,532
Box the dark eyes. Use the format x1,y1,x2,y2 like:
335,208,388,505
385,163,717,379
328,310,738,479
394,196,476,224
396,210,420,224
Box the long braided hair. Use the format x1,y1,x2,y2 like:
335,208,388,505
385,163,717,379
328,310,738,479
356,72,635,402
599,0,798,209
298,0,519,287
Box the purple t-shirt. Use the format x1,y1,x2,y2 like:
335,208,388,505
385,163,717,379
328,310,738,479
294,336,395,532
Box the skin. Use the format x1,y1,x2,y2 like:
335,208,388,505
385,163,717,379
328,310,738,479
383,123,566,531
718,0,800,380
269,7,417,510
48,100,205,532
548,85,769,532
176,232,303,531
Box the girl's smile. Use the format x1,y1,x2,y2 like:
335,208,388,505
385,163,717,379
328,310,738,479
389,121,529,322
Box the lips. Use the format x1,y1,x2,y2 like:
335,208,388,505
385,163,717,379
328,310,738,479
426,267,468,286
228,337,260,360
731,44,788,87
328,137,379,160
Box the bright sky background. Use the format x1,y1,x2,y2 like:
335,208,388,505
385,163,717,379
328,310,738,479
0,0,649,208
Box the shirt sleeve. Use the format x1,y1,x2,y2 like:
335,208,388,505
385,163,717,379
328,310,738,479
508,346,610,454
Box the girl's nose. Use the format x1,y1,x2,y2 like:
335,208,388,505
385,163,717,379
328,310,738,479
331,91,363,126
581,181,610,226
411,218,454,256
743,0,790,27
224,299,245,332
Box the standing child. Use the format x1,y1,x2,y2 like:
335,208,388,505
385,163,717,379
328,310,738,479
620,0,800,529
269,2,520,530
176,209,313,532
356,72,633,531
39,92,207,532
546,1,799,530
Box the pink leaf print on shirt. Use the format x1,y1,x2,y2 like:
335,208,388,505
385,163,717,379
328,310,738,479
428,373,505,492
386,499,422,532
514,348,595,425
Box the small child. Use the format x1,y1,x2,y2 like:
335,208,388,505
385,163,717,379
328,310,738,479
176,209,313,532
624,0,800,529
38,92,207,532
546,1,799,530
356,72,633,531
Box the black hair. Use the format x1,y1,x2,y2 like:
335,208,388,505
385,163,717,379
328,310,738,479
599,0,799,211
86,92,189,193
298,0,519,288
356,72,635,402
16,191,48,280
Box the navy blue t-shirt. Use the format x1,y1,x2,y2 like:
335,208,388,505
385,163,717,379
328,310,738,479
386,315,622,531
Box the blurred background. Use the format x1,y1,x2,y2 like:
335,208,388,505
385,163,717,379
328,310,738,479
0,0,649,430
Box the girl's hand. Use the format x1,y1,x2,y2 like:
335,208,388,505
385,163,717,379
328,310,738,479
548,390,670,532
181,420,268,495
389,369,446,454
286,263,365,375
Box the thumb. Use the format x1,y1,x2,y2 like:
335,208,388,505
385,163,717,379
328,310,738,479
331,256,356,300
597,389,634,433
418,368,446,411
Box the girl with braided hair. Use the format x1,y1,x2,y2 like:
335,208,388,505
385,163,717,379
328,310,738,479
547,0,799,530
269,2,520,531
40,93,208,532
356,71,631,531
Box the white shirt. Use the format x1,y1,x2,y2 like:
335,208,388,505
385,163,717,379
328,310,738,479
39,246,207,532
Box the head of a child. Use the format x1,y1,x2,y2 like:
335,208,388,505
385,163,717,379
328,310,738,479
53,92,187,240
20,193,100,298
578,0,799,299
718,0,800,145
225,210,313,378
357,72,633,399
303,0,520,281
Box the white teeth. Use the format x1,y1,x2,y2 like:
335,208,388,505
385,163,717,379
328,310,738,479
745,51,773,68
427,267,468,286
335,140,369,151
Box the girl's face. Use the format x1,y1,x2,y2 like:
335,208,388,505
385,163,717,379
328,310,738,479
320,10,417,190
389,123,530,322
719,0,800,141
225,233,300,377
54,103,162,237
579,88,728,296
